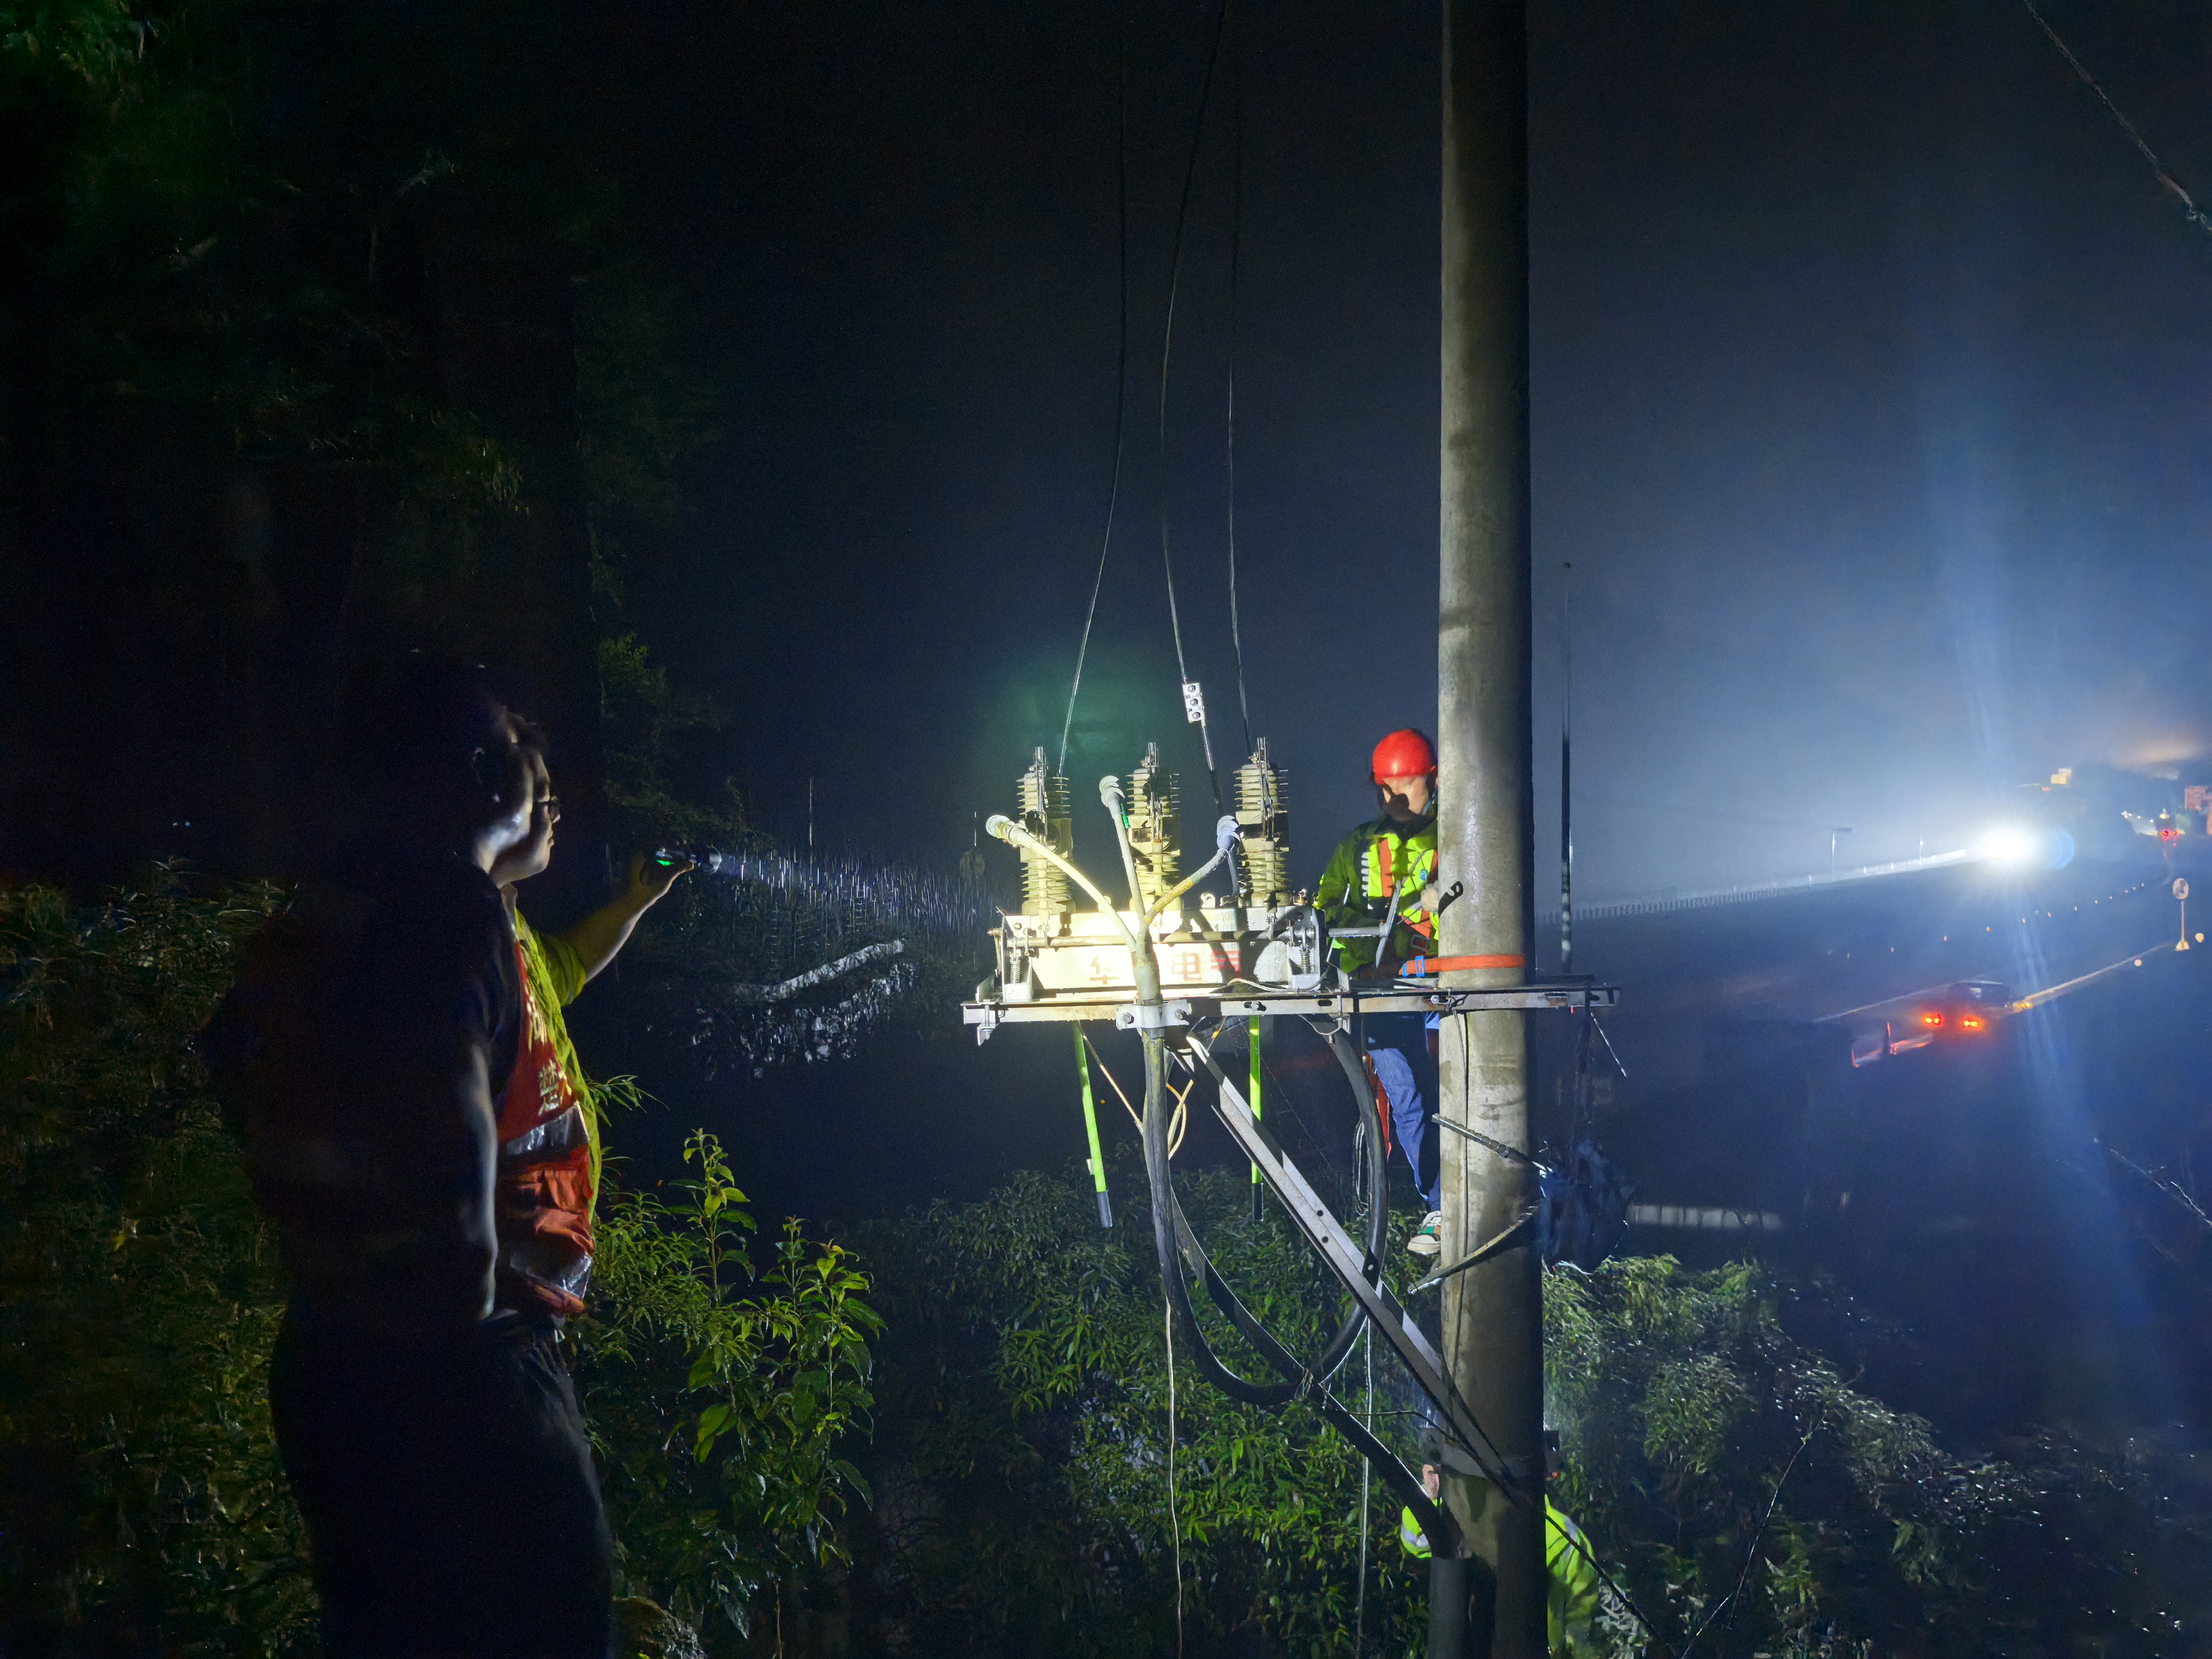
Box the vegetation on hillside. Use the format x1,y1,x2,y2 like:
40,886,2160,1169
7,869,2211,1656
0,874,876,1655
848,1167,2212,1658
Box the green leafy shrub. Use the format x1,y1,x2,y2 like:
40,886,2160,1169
0,876,878,1656
579,1129,881,1642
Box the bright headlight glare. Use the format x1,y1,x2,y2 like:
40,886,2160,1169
1975,826,2040,865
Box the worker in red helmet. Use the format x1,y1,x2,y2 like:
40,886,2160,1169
1316,728,1447,1255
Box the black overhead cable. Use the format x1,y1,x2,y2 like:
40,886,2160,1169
2021,0,2212,238
1225,22,1252,759
1058,6,1132,777
1159,0,1231,804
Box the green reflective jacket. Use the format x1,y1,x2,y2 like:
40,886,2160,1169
1397,1497,1600,1657
1316,814,1439,972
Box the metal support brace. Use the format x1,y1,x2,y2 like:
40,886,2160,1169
1186,1038,1520,1495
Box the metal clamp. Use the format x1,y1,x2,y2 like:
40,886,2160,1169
1116,1000,1192,1032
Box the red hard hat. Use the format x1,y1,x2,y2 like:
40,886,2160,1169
1371,728,1437,783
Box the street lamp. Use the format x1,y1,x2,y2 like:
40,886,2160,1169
1831,826,1853,881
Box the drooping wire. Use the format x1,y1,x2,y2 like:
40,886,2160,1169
1158,0,1231,802
1058,4,1132,774
2021,0,2212,238
1224,25,1252,758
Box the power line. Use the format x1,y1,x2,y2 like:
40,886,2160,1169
1225,18,1252,757
1058,4,1132,773
1158,0,1230,798
2021,0,2212,238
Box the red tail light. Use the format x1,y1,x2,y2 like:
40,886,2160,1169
1919,1010,1944,1028
1959,1015,1985,1031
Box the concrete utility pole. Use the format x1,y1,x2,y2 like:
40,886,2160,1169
1434,1,1545,1655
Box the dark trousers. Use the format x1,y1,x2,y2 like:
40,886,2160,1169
271,1305,613,1659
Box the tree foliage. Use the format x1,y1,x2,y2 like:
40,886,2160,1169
852,1166,1432,1658
847,1166,2212,1659
1548,1256,2212,1657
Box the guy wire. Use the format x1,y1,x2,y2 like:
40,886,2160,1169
2021,0,2212,237
1058,2,1131,774
1158,0,1230,804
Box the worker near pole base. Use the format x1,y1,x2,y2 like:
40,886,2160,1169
1398,1464,1601,1656
1317,727,1446,1255
207,657,613,1658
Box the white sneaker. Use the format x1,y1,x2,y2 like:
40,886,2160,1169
1407,1210,1445,1257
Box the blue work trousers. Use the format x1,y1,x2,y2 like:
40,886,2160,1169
1366,1012,1440,1212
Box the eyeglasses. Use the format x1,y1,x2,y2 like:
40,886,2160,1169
537,795,561,822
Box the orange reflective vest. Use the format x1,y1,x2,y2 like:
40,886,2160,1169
491,935,595,1318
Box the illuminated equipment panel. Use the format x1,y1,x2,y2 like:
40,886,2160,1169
968,741,1615,1038
992,903,1319,1002
956,743,1621,1550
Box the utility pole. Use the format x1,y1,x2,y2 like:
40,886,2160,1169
1435,1,1544,1655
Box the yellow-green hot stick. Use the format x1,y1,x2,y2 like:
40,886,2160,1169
1249,1017,1264,1218
1075,1027,1111,1229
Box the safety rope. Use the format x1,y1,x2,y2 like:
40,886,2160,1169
2020,0,2212,238
1158,0,1230,800
1058,5,1131,774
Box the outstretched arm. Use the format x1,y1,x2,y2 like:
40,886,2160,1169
558,853,692,982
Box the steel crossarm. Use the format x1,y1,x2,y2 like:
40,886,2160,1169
961,981,1616,1040
1185,1039,1507,1485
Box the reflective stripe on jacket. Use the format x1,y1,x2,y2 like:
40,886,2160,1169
492,932,595,1319
513,912,601,1203
1317,815,1439,972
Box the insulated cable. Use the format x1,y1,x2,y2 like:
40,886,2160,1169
1141,1024,1390,1403
1058,4,1132,773
1143,1057,1454,1550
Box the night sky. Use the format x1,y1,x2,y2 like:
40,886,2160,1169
602,1,2212,903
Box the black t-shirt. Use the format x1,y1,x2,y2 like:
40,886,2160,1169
208,851,521,1331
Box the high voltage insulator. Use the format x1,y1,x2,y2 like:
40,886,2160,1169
1235,738,1291,907
1015,747,1073,915
1124,742,1181,913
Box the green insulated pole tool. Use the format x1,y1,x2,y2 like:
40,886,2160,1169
1075,1027,1111,1229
